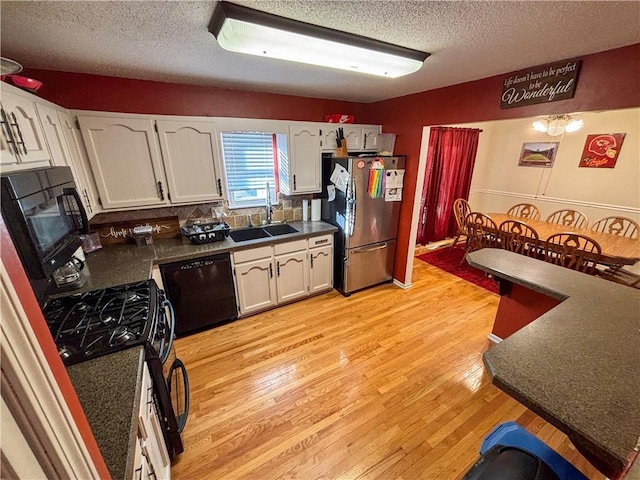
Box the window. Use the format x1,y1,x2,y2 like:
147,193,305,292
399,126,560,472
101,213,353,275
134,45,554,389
220,131,287,209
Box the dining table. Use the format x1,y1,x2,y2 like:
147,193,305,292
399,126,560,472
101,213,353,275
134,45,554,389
487,213,640,266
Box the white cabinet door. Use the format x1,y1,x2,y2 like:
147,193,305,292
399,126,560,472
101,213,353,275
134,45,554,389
57,111,101,218
36,104,72,168
78,116,168,209
235,257,277,316
321,125,372,152
309,245,333,294
362,126,381,151
288,125,321,194
275,250,308,303
155,120,224,204
0,91,51,170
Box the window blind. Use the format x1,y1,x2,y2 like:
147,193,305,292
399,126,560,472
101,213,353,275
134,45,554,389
220,132,277,208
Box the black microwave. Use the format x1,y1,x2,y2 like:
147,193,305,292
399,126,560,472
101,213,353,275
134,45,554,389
1,166,88,280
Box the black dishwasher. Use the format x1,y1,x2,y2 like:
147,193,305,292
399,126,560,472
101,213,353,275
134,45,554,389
160,253,237,336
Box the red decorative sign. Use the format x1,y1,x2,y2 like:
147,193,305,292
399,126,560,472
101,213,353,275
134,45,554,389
578,133,626,168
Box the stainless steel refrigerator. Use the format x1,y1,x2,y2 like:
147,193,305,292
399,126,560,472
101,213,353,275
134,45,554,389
321,155,405,296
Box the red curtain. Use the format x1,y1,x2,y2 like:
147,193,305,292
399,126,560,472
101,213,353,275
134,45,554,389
417,127,482,245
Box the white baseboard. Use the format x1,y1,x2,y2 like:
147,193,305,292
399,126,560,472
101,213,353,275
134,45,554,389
393,279,412,289
487,333,503,344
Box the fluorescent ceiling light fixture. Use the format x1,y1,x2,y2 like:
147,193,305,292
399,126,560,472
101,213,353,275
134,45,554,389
532,115,583,137
208,2,430,78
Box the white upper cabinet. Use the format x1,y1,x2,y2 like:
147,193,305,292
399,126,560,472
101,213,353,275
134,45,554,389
362,127,382,151
0,89,51,171
56,110,102,217
155,120,224,204
321,124,381,152
286,125,321,194
35,104,71,168
78,115,168,209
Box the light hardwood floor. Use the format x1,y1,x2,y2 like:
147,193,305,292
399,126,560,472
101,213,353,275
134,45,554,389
171,259,603,479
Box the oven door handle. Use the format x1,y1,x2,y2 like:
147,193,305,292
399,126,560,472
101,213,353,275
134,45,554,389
160,299,175,364
167,358,189,433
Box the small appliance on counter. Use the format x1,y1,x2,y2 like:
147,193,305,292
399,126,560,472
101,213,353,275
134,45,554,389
133,225,154,246
52,256,87,291
181,221,231,244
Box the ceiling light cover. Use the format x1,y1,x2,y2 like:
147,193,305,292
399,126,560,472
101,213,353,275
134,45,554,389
532,115,583,137
209,2,430,78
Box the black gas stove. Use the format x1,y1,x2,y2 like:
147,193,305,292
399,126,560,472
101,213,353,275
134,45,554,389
43,280,170,366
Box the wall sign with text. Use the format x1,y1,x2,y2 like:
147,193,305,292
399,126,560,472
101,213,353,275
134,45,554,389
578,133,625,169
501,59,581,109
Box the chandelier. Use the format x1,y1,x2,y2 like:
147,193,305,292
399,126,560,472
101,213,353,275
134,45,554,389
532,115,584,137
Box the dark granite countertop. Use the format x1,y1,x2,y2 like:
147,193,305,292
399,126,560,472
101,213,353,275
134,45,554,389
152,220,337,265
66,346,145,480
468,249,640,477
59,220,337,295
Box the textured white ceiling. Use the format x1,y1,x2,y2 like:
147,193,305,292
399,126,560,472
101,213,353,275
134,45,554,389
1,1,639,103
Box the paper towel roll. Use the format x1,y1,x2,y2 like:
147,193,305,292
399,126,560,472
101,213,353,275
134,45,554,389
302,199,309,221
311,199,321,221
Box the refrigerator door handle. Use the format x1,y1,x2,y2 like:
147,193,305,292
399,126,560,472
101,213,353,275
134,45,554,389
353,243,389,253
347,175,356,236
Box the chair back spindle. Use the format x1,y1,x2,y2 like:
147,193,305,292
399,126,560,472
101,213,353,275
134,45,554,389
499,220,540,257
506,203,541,221
544,233,602,275
546,210,589,229
591,216,639,239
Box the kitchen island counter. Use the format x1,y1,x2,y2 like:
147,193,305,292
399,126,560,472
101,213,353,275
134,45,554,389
66,346,145,480
468,248,640,478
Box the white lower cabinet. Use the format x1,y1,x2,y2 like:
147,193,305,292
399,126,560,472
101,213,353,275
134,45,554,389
233,246,277,317
232,235,333,317
274,240,308,304
134,362,171,480
309,242,333,294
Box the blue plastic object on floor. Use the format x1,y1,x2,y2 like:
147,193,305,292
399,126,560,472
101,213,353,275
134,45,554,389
480,422,588,480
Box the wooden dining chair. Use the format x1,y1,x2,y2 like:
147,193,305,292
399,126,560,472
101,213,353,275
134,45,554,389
499,220,540,257
464,212,499,258
543,233,602,275
545,209,589,229
451,198,471,248
506,203,541,221
591,216,639,239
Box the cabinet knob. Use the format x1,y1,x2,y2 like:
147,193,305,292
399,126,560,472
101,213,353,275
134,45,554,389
157,181,165,201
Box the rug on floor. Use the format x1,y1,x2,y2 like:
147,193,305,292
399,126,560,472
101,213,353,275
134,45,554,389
416,246,499,294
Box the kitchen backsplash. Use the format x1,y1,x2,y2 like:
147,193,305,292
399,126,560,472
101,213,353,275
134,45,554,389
89,194,313,230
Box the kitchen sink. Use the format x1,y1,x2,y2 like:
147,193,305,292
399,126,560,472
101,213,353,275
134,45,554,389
229,227,271,242
229,224,299,242
262,223,299,236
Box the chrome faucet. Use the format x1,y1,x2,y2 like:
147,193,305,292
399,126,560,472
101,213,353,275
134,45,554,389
264,181,272,224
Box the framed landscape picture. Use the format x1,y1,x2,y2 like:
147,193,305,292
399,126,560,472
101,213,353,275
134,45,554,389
518,142,559,167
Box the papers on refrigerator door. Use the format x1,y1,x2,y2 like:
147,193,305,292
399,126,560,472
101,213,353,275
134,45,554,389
327,185,336,202
330,164,350,193
385,188,403,202
385,169,404,201
385,169,405,188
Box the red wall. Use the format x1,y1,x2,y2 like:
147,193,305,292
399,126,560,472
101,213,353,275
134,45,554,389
22,69,371,122
22,44,640,283
368,43,640,281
